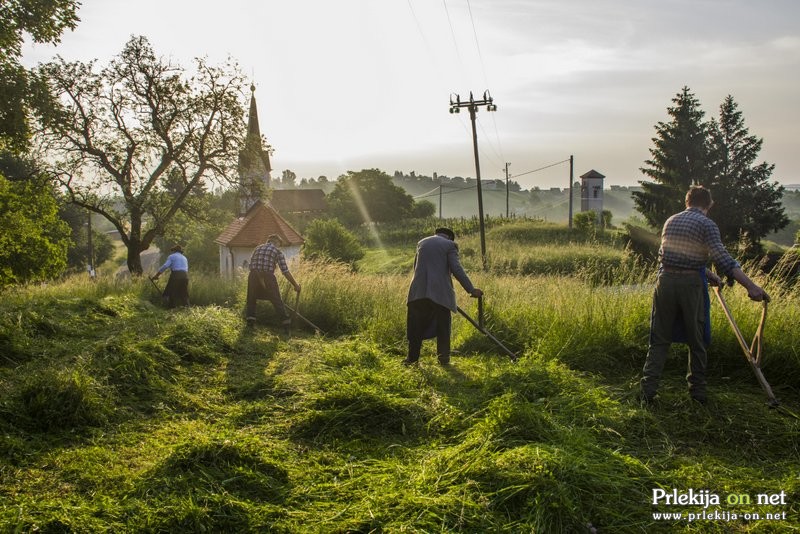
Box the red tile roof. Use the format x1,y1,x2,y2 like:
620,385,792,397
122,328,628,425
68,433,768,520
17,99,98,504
215,200,305,247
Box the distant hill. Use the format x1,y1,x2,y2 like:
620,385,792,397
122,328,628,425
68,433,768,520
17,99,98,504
391,178,800,246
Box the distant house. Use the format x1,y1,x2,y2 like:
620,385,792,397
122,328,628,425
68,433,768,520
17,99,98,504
270,189,327,226
215,200,304,277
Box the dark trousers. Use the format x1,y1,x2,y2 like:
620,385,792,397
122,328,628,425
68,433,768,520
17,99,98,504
641,271,708,399
246,270,288,321
163,271,189,307
406,299,451,363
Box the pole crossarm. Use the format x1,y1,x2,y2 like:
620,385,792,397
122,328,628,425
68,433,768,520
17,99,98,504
449,90,497,113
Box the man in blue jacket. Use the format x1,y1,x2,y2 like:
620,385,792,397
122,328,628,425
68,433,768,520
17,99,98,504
405,227,482,366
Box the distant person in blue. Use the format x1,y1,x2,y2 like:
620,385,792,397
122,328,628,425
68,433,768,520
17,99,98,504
152,244,189,308
405,227,482,366
641,186,769,405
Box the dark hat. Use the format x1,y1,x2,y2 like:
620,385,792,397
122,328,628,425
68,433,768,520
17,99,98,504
170,244,183,253
435,227,455,241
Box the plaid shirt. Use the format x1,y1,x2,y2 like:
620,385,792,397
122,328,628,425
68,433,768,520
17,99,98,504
659,207,739,275
249,242,289,274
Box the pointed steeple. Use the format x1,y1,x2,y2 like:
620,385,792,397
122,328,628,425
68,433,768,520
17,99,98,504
246,83,261,143
238,83,272,215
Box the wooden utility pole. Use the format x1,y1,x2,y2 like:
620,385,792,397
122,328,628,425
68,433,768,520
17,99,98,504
504,162,510,217
568,155,574,230
449,91,497,270
87,210,96,278
439,184,443,220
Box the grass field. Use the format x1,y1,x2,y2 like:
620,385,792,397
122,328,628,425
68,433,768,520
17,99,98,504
1,223,799,532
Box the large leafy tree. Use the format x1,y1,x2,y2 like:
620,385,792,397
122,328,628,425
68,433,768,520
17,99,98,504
0,0,80,150
707,96,788,252
0,151,71,287
35,35,247,275
328,168,414,227
633,87,711,229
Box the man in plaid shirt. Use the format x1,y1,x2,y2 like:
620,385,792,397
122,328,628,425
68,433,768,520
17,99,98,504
245,234,301,327
641,185,769,405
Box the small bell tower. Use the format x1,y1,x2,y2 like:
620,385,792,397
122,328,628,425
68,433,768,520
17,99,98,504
580,169,605,223
238,84,272,215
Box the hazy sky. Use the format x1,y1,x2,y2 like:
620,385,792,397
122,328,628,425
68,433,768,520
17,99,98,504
21,0,800,189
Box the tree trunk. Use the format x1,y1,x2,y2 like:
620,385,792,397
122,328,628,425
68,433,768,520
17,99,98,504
126,241,144,276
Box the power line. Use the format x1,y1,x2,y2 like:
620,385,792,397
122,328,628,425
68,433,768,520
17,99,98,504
414,184,478,200
406,0,435,56
442,0,466,80
454,113,502,174
465,0,490,89
411,185,442,199
511,158,571,179
476,115,504,169
464,0,505,175
406,0,505,181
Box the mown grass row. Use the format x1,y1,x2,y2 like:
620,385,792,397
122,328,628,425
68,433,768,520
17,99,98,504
1,296,797,531
1,251,799,531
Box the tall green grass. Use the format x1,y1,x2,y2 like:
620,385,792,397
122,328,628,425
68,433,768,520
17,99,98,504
1,247,799,532
273,258,800,390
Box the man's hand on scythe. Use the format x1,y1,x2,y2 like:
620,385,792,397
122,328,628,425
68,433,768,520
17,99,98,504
705,269,722,287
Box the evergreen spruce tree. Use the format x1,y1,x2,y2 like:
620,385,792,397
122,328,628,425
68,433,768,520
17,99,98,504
633,87,711,229
707,95,788,253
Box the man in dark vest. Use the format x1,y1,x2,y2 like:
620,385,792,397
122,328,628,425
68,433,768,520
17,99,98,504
405,227,482,366
245,234,301,328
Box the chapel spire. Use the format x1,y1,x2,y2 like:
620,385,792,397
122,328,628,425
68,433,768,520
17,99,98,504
238,83,272,215
246,83,261,142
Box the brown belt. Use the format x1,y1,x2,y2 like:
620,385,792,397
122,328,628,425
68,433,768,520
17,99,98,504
662,266,699,274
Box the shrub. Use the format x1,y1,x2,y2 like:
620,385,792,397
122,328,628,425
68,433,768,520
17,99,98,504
302,219,365,265
601,209,613,228
573,211,598,233
411,199,436,218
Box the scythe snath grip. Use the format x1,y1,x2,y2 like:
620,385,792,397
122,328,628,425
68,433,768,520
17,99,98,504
712,286,778,406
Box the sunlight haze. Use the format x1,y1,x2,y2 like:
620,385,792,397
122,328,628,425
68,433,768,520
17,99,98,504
21,0,800,189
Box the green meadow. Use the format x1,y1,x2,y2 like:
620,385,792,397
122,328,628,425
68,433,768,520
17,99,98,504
1,221,799,532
